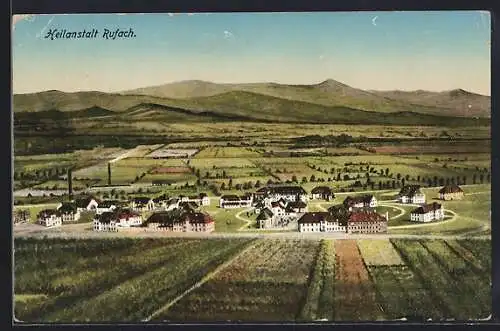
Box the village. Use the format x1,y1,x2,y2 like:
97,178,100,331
14,174,466,234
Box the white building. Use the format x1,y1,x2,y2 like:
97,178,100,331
219,194,253,208
57,202,81,222
298,212,346,233
132,197,155,212
310,186,335,201
263,186,308,203
74,196,99,213
37,209,62,227
93,211,118,232
398,185,426,204
115,209,143,227
96,200,118,215
343,195,377,211
410,202,444,222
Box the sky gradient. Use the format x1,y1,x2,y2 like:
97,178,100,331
12,11,491,95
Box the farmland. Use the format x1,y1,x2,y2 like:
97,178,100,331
14,237,491,322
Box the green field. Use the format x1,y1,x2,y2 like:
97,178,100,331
14,237,491,322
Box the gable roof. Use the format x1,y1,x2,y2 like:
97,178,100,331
74,196,96,208
343,194,374,206
97,211,116,223
398,185,423,197
311,186,333,195
439,185,464,194
146,211,171,223
115,209,141,220
98,200,118,208
221,195,240,201
38,209,61,218
412,202,443,215
298,212,331,224
183,212,214,224
58,202,77,214
348,210,387,223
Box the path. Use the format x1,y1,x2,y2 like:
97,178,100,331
236,207,255,231
144,240,259,322
388,209,457,229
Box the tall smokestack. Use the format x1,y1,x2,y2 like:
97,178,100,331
68,168,73,200
108,162,112,186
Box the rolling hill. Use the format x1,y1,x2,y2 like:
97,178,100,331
371,89,490,118
122,79,491,118
12,78,491,126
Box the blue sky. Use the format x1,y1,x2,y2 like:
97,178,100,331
12,11,491,95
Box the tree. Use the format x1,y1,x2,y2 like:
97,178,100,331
401,178,406,187
392,181,396,189
310,174,316,182
228,178,233,189
337,173,341,181
385,168,390,176
473,174,477,184
205,172,210,179
480,173,484,184
344,174,350,181
222,170,227,178
463,176,467,185
446,178,450,185
235,183,242,190
487,173,491,183
433,176,438,187
302,177,307,184
417,175,421,182
439,178,445,186
255,180,261,188
291,175,298,183
378,182,382,190
220,182,226,190
396,173,401,181
196,169,201,178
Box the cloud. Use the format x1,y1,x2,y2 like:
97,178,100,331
223,30,234,39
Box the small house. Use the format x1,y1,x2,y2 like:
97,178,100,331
410,202,444,222
37,209,62,227
439,185,464,201
57,202,81,222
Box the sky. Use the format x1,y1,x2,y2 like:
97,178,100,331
12,11,491,95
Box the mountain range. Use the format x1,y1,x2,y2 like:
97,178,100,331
13,79,491,126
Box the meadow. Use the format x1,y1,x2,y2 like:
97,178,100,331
14,237,491,323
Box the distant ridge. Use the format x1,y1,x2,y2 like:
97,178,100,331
13,78,491,121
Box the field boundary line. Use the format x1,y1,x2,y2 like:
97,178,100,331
144,239,260,322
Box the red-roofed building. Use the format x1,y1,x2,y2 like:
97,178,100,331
347,210,388,234
115,209,143,227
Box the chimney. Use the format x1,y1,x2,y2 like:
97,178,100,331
108,162,112,186
68,168,73,200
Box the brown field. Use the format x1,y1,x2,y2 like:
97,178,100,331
334,240,384,321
